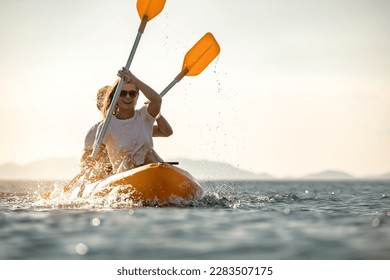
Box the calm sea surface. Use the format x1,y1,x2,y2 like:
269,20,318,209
0,179,389,260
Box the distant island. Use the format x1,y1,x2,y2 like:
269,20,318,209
302,170,355,180
0,157,79,181
169,158,274,180
0,157,389,181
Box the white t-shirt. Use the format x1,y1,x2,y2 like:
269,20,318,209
96,106,155,171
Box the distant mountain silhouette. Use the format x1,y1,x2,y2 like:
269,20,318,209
365,172,390,180
0,157,79,180
0,157,273,181
170,158,274,180
379,172,390,179
302,170,355,180
0,157,389,181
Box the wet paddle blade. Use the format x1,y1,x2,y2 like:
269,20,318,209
183,32,221,76
137,0,166,21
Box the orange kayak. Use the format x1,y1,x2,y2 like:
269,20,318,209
67,162,204,202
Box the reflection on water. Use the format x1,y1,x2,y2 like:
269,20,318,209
1,180,389,259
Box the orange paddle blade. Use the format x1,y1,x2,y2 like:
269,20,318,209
137,0,166,21
183,32,221,76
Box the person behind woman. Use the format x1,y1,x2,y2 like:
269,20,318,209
80,86,113,181
95,67,165,173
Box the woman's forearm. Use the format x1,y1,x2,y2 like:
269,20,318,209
153,115,173,137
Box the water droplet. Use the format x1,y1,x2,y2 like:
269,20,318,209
305,190,309,194
90,217,101,227
371,218,380,228
75,243,88,255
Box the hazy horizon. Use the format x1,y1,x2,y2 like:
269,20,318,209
0,156,389,181
1,0,389,178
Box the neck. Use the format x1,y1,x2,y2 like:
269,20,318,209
115,109,135,120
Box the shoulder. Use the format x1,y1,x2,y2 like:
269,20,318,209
138,105,155,121
84,122,101,148
86,122,100,137
90,122,101,131
138,105,148,115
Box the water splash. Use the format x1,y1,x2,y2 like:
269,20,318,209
213,56,223,94
1,180,302,211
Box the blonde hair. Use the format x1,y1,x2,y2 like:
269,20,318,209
96,85,110,111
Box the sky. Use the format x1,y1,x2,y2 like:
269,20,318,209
0,0,389,178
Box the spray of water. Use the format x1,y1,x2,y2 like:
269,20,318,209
1,180,301,211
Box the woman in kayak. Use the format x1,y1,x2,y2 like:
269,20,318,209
93,67,167,173
81,79,173,179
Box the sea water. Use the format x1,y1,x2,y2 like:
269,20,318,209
0,179,389,260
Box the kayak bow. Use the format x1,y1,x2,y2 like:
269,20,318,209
68,162,204,202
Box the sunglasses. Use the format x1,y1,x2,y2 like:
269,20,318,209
120,90,138,98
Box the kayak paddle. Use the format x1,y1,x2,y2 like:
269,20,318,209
76,0,166,198
91,0,166,160
44,0,166,199
160,32,221,97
